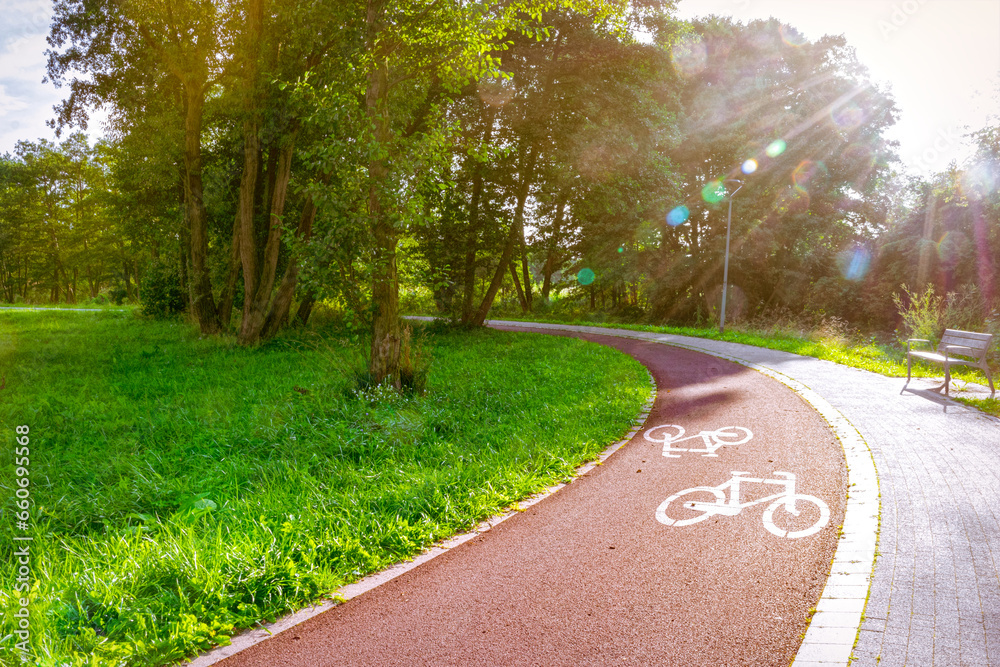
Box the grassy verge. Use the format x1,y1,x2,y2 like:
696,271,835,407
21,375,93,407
0,311,649,666
0,303,134,310
438,313,999,417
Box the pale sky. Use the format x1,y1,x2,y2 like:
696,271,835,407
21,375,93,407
1,0,999,176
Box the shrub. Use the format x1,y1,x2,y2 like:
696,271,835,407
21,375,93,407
108,283,128,306
894,283,996,347
140,258,187,318
942,284,989,332
893,284,943,343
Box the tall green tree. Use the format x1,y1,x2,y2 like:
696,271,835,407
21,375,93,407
410,3,683,326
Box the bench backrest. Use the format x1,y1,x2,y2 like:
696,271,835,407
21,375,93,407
938,329,993,361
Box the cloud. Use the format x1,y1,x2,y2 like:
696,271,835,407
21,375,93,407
0,0,52,51
0,33,49,81
0,2,63,152
0,84,29,115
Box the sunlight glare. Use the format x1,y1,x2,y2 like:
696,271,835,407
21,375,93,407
961,162,999,198
741,159,758,174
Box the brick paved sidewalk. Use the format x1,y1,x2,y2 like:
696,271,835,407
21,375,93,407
495,321,1000,667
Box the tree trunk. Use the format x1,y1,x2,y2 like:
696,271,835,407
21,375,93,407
366,0,401,385
509,261,528,311
239,137,296,345
182,81,220,333
217,212,242,328
295,291,316,325
542,191,568,301
260,195,318,340
237,125,261,326
460,104,496,324
234,0,264,332
472,144,537,326
541,255,554,301
520,237,532,311
123,258,133,300
178,229,191,308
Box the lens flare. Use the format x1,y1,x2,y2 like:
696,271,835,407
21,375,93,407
671,35,708,79
617,246,625,253
667,205,690,226
838,246,872,282
741,159,758,174
779,24,807,47
701,180,726,204
765,139,787,158
936,231,968,265
792,160,815,186
477,77,512,108
577,268,596,285
831,102,865,130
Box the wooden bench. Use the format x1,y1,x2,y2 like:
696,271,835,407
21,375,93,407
904,329,995,398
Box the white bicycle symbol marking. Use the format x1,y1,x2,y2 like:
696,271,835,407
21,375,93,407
655,471,830,539
643,424,753,458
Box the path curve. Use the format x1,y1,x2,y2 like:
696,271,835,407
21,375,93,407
205,326,852,666
491,320,1000,666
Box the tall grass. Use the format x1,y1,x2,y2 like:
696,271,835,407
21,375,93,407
0,311,649,665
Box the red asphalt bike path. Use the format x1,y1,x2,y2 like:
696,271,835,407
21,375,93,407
216,330,847,666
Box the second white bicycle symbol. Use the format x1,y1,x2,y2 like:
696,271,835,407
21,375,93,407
655,471,830,539
643,424,753,458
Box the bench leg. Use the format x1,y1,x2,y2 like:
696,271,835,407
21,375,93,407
944,365,951,397
903,354,912,392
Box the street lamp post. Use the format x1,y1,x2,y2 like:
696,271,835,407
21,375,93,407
719,179,743,334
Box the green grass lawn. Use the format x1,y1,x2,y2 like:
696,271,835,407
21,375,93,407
468,314,1000,417
0,311,649,666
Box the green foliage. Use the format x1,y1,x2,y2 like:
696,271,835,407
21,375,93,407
140,258,186,318
0,311,648,665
